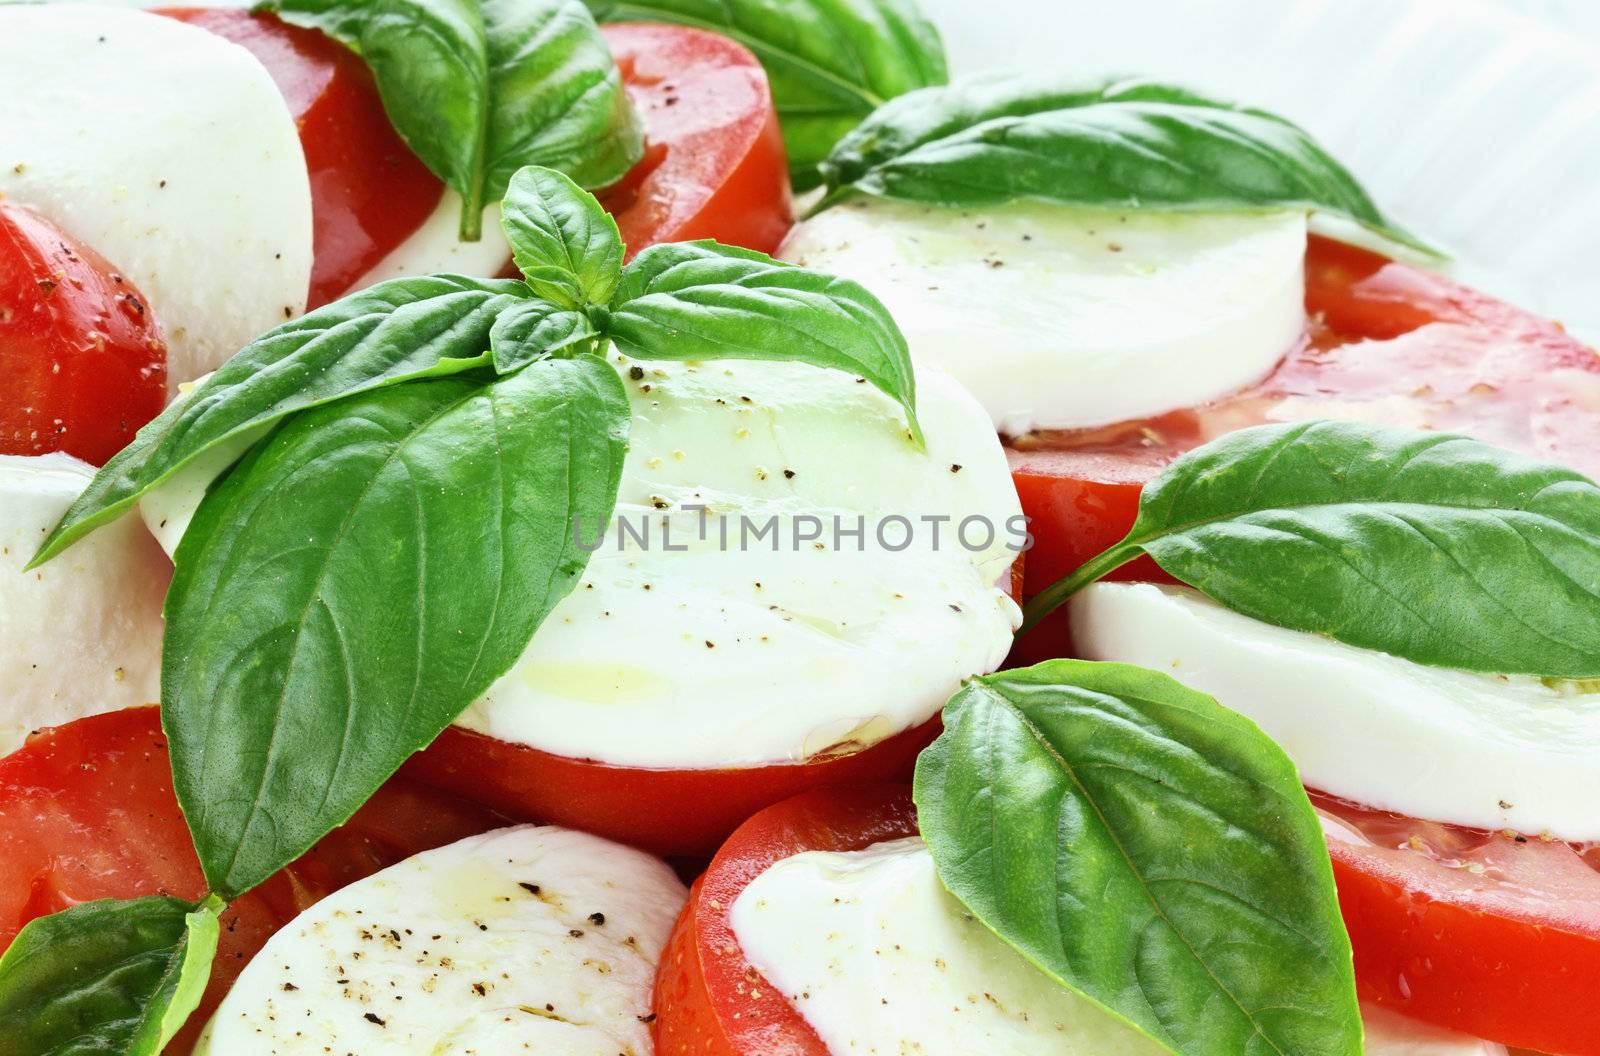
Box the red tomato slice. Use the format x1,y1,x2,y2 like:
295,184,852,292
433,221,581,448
0,204,166,467
653,785,916,1055
159,8,444,308
402,718,935,859
0,707,503,1052
599,23,793,258
1318,792,1600,1056
1009,236,1600,664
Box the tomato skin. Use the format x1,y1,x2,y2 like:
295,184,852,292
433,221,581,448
600,23,793,258
402,717,936,859
159,8,443,308
0,707,502,1052
653,785,917,1055
0,204,166,467
1318,793,1600,1055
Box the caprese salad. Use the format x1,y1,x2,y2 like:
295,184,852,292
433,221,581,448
0,2,1595,1056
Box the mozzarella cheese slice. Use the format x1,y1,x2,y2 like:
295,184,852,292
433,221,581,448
731,837,1506,1056
1070,583,1600,842
0,5,312,390
194,825,686,1055
348,194,512,296
779,198,1307,436
145,352,1023,769
0,454,169,754
457,353,1023,768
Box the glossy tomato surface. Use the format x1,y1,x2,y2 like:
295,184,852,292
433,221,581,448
1317,792,1600,1056
0,707,502,1052
600,23,793,258
0,204,166,466
653,785,916,1056
160,8,444,307
1010,236,1600,663
402,718,935,859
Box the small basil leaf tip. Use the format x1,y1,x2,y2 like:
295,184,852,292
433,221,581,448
262,0,640,239
1021,420,1600,679
818,73,1439,259
608,239,923,444
28,274,527,569
914,660,1362,1056
584,0,948,188
0,894,225,1056
163,360,630,896
501,165,625,308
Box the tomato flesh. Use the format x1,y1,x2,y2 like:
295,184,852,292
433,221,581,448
600,23,793,258
653,785,916,1056
0,204,166,467
0,708,502,1051
160,8,444,308
1318,792,1600,1056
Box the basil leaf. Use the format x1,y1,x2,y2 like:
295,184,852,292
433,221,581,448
586,0,947,188
501,166,624,307
491,299,601,371
265,0,640,240
30,275,527,568
1022,421,1600,678
0,895,224,1056
163,360,629,896
819,74,1436,257
608,240,922,444
915,660,1361,1056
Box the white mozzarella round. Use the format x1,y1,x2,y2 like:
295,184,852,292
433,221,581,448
455,352,1024,768
0,454,169,755
779,198,1307,436
194,825,686,1056
731,837,1504,1056
1070,583,1600,841
0,5,312,390
347,193,512,295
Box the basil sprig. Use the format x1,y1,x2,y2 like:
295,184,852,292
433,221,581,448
916,661,1362,1056
1021,420,1600,678
0,895,224,1056
32,164,918,894
817,73,1438,258
585,0,947,188
260,0,641,240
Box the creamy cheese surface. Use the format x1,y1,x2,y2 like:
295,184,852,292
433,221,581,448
779,197,1307,435
348,194,512,295
195,825,686,1055
0,6,313,391
1070,583,1600,842
731,837,1505,1056
0,454,168,754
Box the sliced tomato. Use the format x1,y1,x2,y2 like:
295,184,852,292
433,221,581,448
0,204,166,467
402,718,935,859
1010,236,1600,663
0,707,502,1051
1318,792,1600,1055
600,23,793,258
653,785,915,1055
159,8,444,308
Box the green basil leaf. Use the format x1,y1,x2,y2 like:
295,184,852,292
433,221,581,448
585,0,947,187
501,165,624,307
1021,421,1600,678
162,359,629,896
915,660,1361,1056
29,275,527,568
0,894,224,1056
264,0,640,240
607,240,922,444
491,299,601,371
819,73,1437,257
